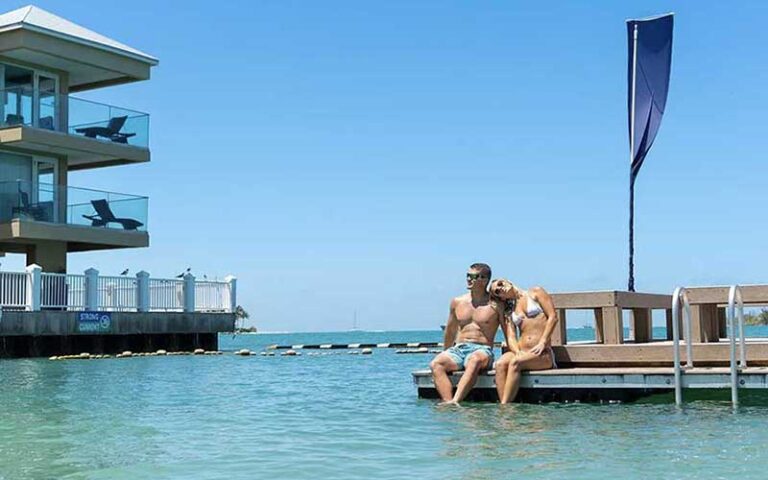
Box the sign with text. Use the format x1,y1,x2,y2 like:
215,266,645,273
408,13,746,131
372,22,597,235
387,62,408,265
78,312,112,333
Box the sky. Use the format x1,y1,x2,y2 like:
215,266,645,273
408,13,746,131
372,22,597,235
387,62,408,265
4,1,768,331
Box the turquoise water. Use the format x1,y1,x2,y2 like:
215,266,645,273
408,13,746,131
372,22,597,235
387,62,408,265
2,328,768,479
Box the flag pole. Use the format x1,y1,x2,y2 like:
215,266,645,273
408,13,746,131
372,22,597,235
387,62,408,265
628,23,638,292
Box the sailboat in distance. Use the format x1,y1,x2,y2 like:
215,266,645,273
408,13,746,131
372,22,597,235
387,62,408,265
350,309,361,332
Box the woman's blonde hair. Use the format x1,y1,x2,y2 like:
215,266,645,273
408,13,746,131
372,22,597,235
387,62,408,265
489,278,517,323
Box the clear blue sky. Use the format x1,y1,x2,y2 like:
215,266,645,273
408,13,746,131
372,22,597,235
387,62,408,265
5,1,768,331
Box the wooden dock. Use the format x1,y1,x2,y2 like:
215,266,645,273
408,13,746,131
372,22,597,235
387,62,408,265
553,339,768,367
413,285,768,404
412,367,768,403
266,342,444,350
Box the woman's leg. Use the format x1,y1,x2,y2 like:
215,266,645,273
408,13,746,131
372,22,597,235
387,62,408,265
494,352,515,401
500,351,553,404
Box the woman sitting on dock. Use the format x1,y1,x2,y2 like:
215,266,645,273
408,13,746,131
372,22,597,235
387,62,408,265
490,279,559,404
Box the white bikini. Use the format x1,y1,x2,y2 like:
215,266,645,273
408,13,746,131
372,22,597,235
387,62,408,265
511,292,543,327
509,291,557,368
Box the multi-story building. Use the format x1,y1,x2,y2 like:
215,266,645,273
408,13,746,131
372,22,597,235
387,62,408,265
0,6,235,357
0,5,155,272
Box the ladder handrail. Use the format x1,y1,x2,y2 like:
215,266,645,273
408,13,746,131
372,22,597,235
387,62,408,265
671,286,693,406
727,285,747,407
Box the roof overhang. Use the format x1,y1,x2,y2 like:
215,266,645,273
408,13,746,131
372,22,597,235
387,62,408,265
0,6,158,91
0,28,156,91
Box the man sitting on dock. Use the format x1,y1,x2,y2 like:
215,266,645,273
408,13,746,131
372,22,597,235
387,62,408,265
429,263,503,404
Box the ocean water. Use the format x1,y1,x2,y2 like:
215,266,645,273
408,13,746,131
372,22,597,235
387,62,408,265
2,328,768,479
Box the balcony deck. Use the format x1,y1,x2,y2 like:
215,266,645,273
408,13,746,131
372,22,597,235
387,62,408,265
0,181,149,252
0,219,148,252
0,125,149,169
0,87,150,168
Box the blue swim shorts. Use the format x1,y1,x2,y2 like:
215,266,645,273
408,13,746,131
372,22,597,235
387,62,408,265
444,342,494,369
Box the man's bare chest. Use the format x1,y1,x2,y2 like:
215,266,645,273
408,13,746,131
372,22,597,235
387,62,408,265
455,302,496,327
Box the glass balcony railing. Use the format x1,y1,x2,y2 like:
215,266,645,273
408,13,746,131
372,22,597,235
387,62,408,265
0,180,148,232
0,87,149,148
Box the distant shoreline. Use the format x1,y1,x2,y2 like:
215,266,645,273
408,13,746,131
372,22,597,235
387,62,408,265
228,325,714,335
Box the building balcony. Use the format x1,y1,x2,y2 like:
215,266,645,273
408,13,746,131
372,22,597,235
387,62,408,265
0,87,149,169
0,180,148,252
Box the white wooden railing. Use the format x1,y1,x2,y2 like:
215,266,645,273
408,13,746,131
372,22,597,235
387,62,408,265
148,278,185,312
40,272,86,310
2,264,236,313
195,281,230,312
0,271,29,309
97,275,138,312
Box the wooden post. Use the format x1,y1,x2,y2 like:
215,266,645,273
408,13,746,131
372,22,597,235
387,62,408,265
601,306,623,344
594,308,604,343
85,267,99,311
690,304,719,343
690,305,705,342
551,309,568,346
183,273,196,313
225,275,237,313
665,309,674,341
25,264,42,311
136,271,150,312
717,307,727,339
705,304,721,341
631,308,652,343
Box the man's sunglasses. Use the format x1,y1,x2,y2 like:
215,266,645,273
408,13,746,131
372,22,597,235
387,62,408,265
466,273,487,281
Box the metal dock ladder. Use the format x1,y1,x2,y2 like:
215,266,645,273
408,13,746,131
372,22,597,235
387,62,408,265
671,287,693,406
673,285,748,407
727,285,748,407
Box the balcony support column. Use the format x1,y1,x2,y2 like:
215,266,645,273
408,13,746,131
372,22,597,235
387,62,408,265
25,241,67,273
56,159,68,222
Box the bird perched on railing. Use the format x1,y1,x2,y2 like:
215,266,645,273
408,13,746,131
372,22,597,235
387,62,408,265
120,269,129,276
175,267,191,278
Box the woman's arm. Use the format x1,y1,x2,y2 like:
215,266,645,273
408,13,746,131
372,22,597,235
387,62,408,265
529,286,558,356
498,304,520,354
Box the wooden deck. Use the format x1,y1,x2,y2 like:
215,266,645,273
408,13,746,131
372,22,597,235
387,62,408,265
554,339,768,367
412,366,768,403
550,290,671,345
550,286,768,346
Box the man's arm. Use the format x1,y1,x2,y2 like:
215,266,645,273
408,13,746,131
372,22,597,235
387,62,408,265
443,299,459,349
529,286,558,355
